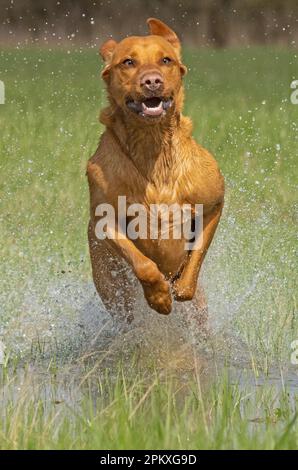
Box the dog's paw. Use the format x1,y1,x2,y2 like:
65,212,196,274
143,277,172,315
172,279,196,302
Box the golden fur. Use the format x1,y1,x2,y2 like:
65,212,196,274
87,18,224,321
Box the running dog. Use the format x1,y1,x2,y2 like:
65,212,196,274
87,18,224,322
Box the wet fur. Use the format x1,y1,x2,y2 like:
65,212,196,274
87,18,224,321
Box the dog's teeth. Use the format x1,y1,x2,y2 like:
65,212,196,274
141,100,163,116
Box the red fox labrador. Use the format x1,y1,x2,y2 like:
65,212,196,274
87,18,224,323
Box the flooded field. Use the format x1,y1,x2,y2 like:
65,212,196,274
0,47,297,448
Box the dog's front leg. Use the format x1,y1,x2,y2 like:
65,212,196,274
172,201,224,301
90,221,172,314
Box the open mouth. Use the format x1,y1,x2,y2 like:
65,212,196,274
126,96,173,118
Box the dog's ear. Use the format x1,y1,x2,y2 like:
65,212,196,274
100,39,117,63
100,39,117,80
147,18,181,58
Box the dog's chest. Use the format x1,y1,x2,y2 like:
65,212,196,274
127,169,198,209
126,179,197,244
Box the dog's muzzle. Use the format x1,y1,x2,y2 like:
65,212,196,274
126,96,173,118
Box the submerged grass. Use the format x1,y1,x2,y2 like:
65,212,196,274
1,362,297,450
0,46,297,448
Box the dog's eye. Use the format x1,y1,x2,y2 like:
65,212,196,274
122,58,135,67
162,57,172,64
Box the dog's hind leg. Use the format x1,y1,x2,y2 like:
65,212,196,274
88,222,137,323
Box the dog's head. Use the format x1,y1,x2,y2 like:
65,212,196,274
100,18,187,124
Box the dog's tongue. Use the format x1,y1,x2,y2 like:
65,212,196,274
142,99,163,116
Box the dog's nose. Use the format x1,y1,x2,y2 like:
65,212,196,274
140,72,164,91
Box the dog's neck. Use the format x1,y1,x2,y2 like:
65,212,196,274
125,111,179,179
101,104,180,183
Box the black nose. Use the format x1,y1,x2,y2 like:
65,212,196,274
140,72,164,91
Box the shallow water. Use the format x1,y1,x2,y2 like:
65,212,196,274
1,189,297,407
1,266,297,413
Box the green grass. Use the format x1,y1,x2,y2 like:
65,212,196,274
1,364,297,450
0,46,297,449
